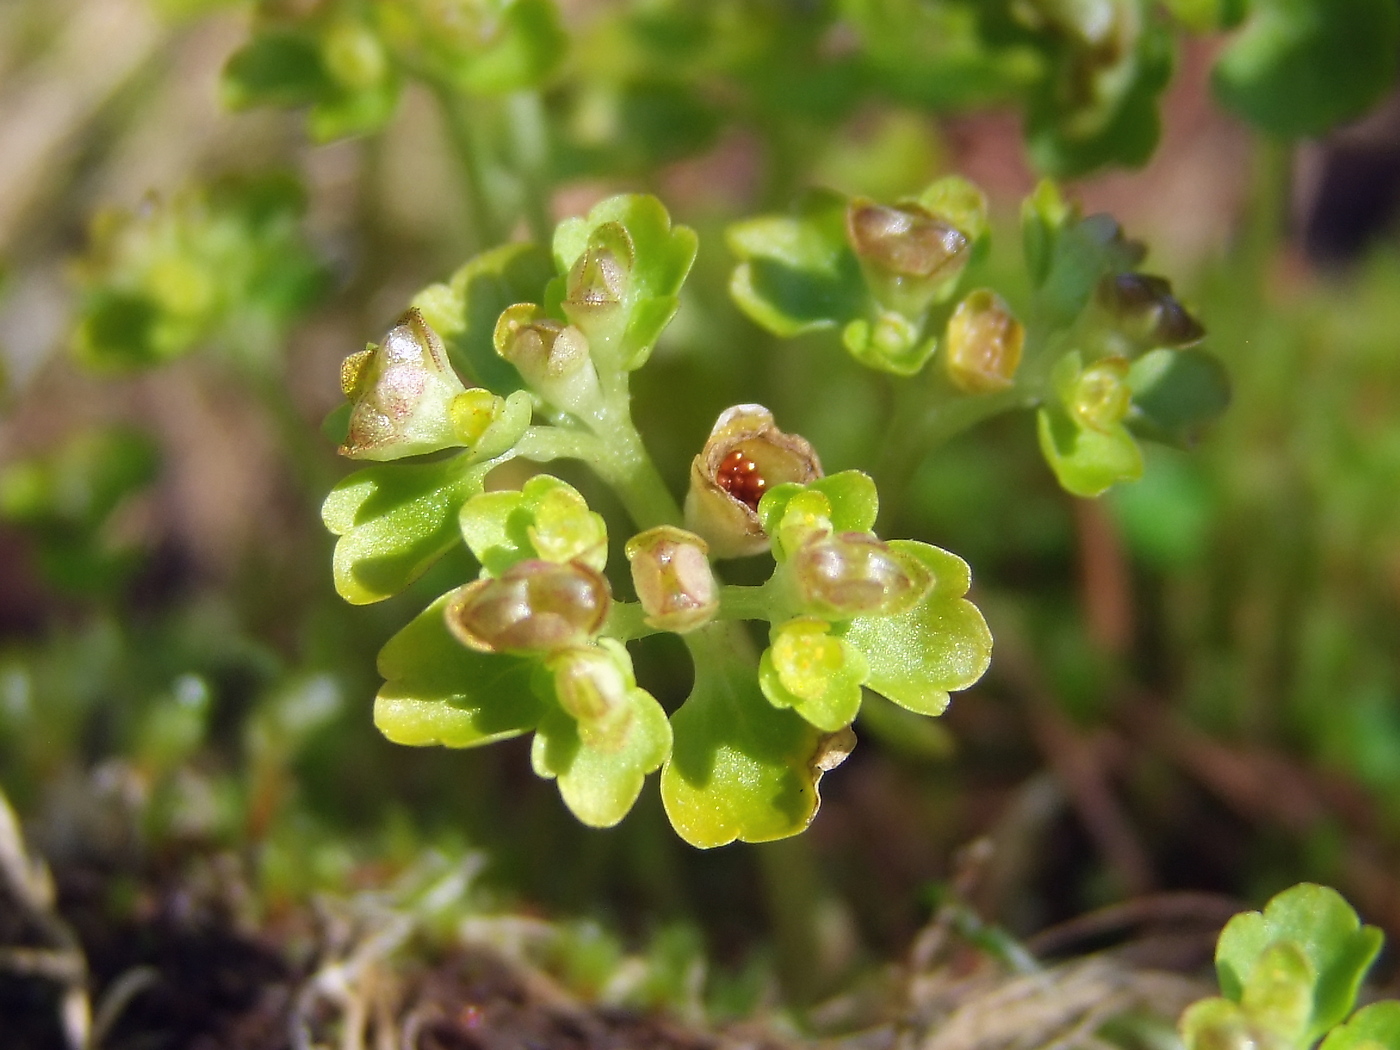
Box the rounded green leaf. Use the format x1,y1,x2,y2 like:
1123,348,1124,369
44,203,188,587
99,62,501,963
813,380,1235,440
1216,883,1385,1045
323,456,493,604
1214,0,1400,139
374,593,542,748
531,680,672,828
844,540,991,716
661,629,848,848
550,194,697,370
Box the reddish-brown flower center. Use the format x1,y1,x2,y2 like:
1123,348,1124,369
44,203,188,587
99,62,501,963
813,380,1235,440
716,449,765,509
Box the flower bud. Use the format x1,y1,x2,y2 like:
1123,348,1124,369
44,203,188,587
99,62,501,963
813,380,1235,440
684,404,823,559
1098,273,1205,347
546,644,633,751
1068,356,1133,433
561,222,634,330
944,289,1024,393
339,308,481,461
789,532,931,619
493,303,601,416
444,559,611,654
625,526,718,633
847,199,970,316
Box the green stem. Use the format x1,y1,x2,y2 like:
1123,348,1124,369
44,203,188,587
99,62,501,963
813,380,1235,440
586,405,684,531
605,600,659,642
718,583,775,622
432,84,504,252
504,91,554,247
513,425,604,464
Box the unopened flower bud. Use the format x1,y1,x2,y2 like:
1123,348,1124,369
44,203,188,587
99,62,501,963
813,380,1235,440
685,405,823,559
847,199,970,316
561,222,634,330
339,308,481,461
547,644,633,751
945,289,1024,393
1069,357,1133,433
494,303,601,415
1098,273,1205,347
445,559,611,654
625,526,718,633
790,532,931,619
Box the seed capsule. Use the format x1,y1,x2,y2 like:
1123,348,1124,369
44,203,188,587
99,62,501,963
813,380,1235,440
790,532,931,619
945,289,1024,394
684,404,823,559
625,526,718,633
444,559,611,654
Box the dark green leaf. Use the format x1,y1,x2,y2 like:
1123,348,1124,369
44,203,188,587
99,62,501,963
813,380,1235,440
1214,0,1400,138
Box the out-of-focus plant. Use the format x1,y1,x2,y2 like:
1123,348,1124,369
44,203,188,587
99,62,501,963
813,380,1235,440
1179,884,1400,1050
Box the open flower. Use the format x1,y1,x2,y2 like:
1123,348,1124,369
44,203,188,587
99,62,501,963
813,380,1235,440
684,405,822,559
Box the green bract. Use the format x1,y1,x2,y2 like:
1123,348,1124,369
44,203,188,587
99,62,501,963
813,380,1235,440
322,389,532,604
459,475,607,577
547,194,698,373
1216,884,1384,1046
1180,884,1394,1050
661,627,842,849
727,178,986,376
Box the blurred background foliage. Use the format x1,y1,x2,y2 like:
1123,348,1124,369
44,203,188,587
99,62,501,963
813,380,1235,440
3,0,1400,1045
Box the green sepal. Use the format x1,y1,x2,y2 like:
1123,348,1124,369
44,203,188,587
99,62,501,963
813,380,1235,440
412,242,556,392
1213,0,1400,139
1319,1002,1400,1050
1127,348,1232,448
1216,883,1384,1045
531,653,672,828
459,474,608,577
758,471,881,562
844,540,991,716
1040,214,1146,332
323,456,494,605
373,592,542,748
661,628,839,848
1037,403,1144,498
550,194,697,371
758,619,868,732
726,188,867,337
1022,179,1074,290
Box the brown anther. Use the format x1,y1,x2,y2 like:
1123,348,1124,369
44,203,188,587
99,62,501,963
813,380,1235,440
716,449,765,509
